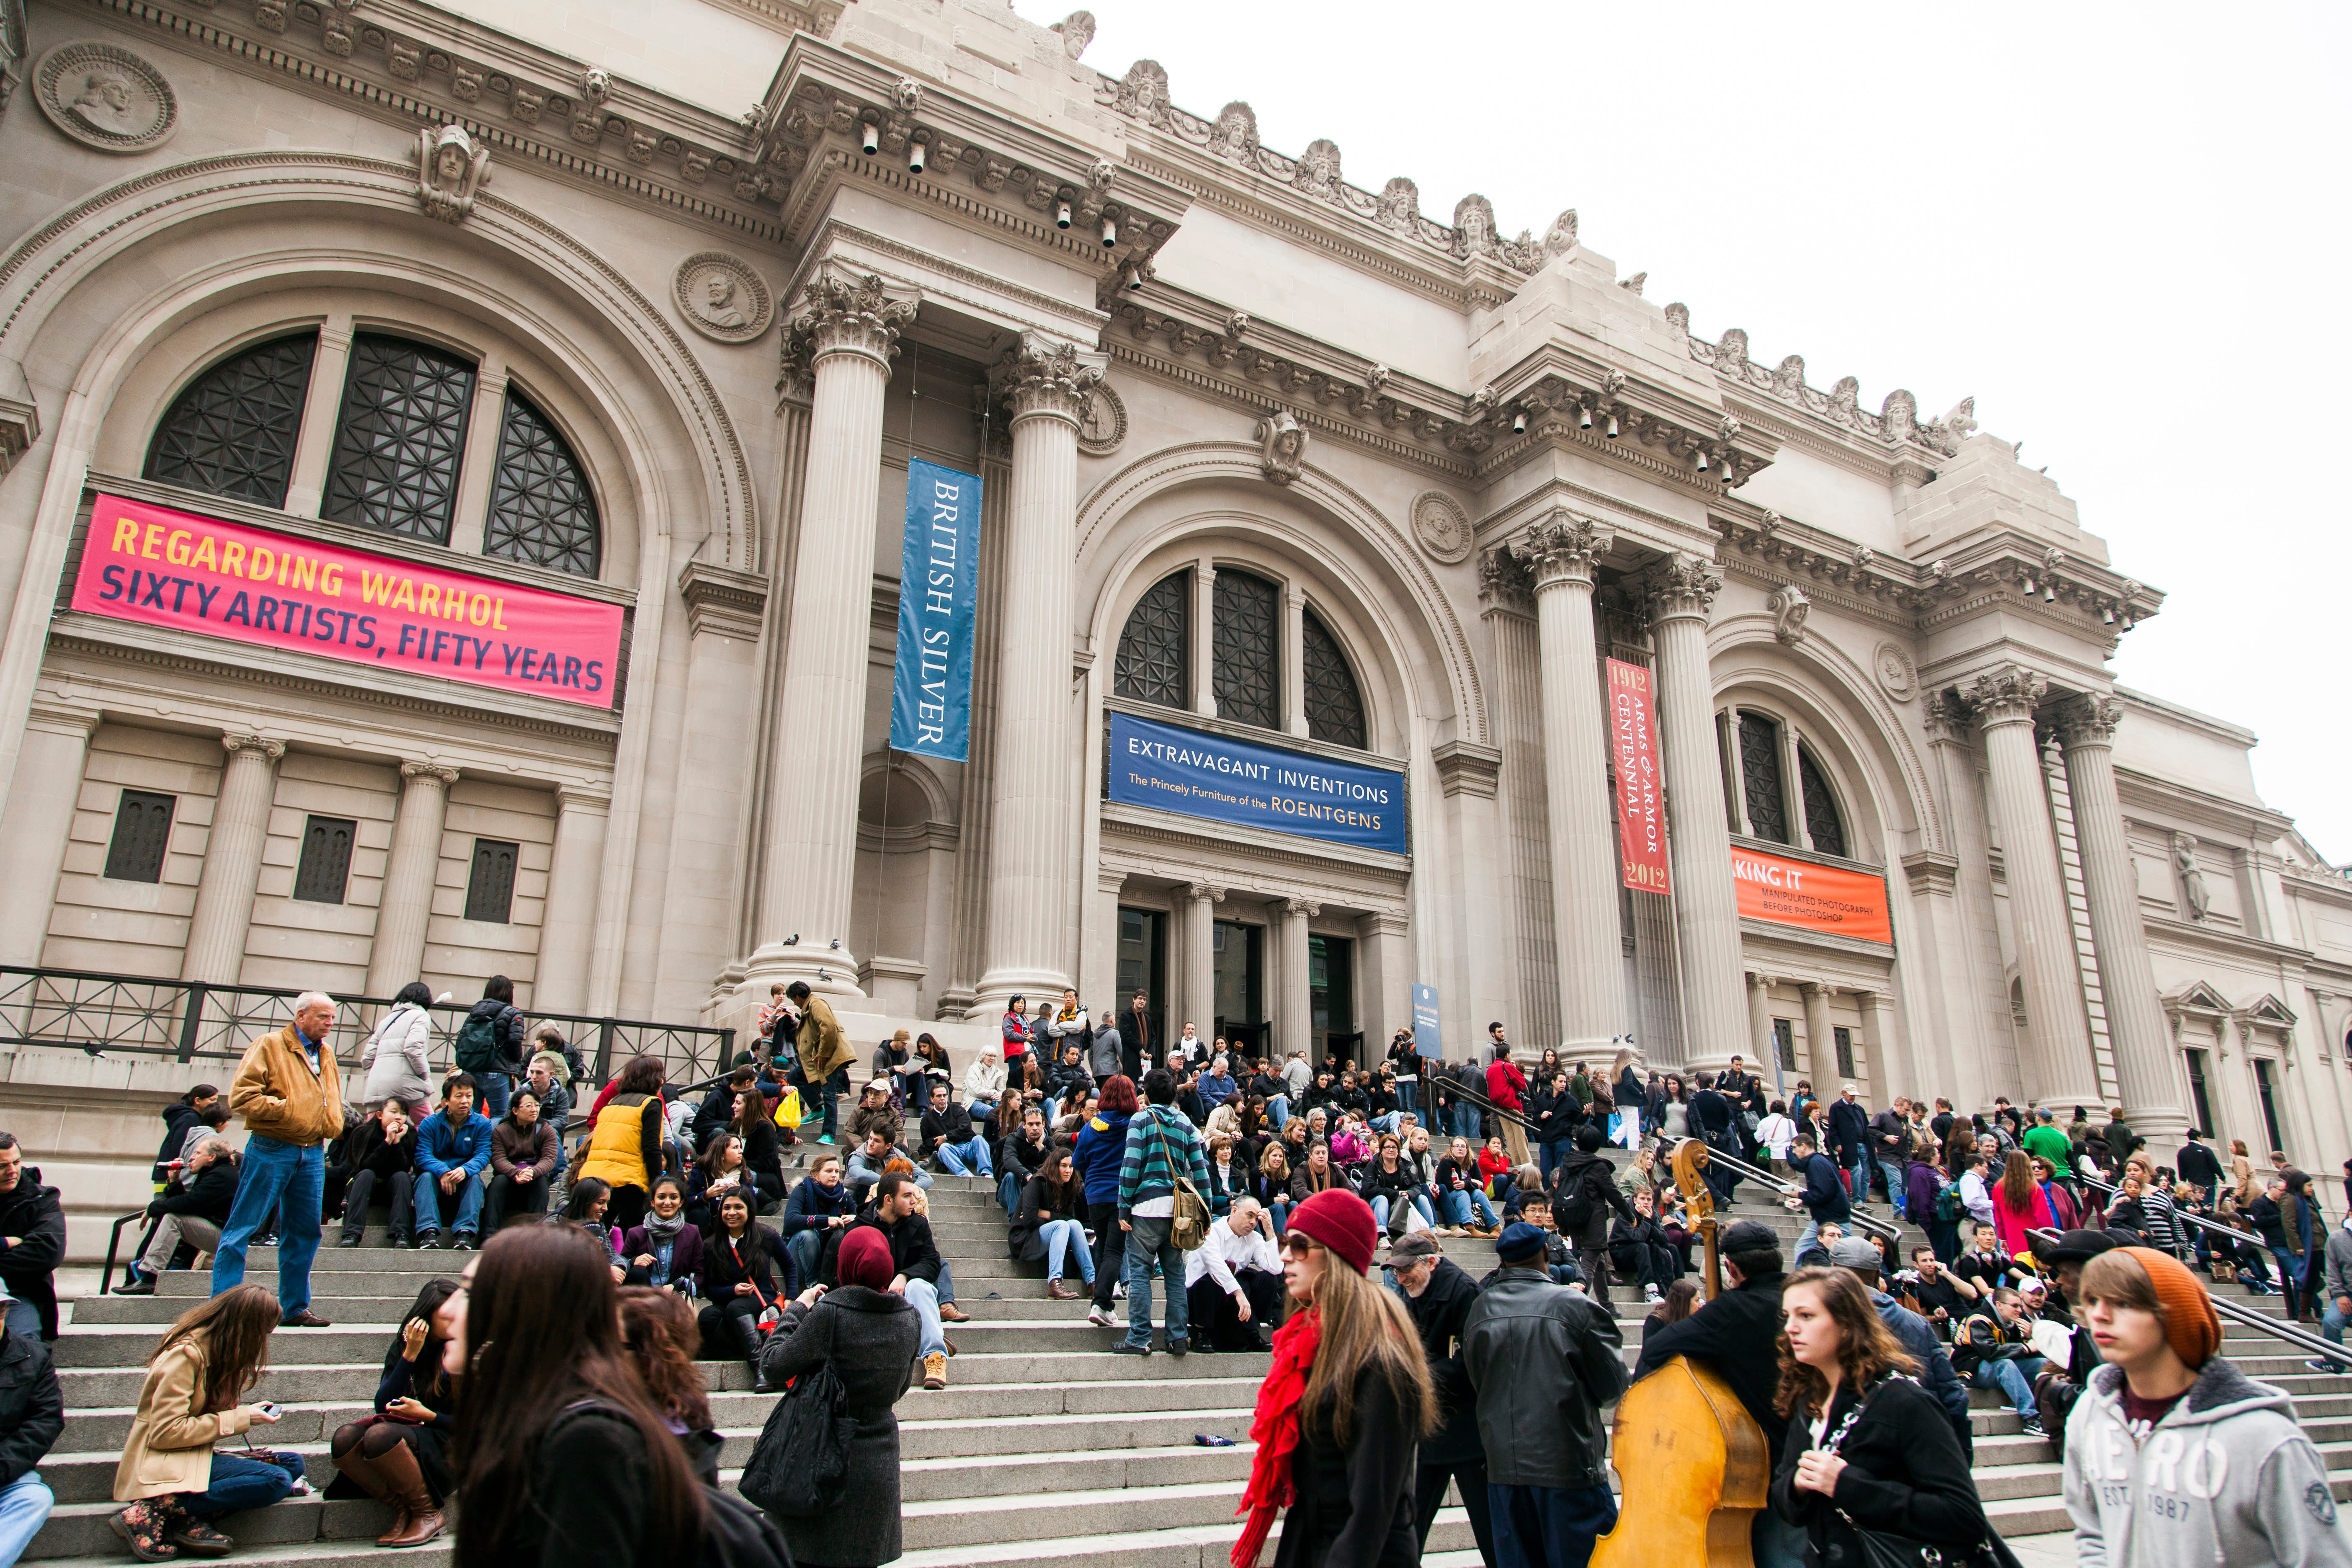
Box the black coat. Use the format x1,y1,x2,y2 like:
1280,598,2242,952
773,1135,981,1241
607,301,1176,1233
831,1206,941,1287
697,1224,788,1310
1827,1099,1872,1158
515,1403,671,1568
338,1117,415,1181
758,1288,921,1568
0,1328,61,1486
1269,1364,1420,1568
1401,1256,1484,1466
150,1158,237,1227
1633,1269,1791,1463
151,1104,202,1182
1008,1175,1085,1262
1769,1375,1987,1566
1462,1267,1626,1490
0,1172,64,1339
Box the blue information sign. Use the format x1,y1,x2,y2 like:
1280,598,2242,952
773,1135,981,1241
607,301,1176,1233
887,459,983,762
1106,710,1408,857
1411,983,1442,1059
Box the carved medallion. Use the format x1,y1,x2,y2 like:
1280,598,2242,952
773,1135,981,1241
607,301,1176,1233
1411,491,1473,565
673,252,774,345
1075,379,1126,456
34,42,177,154
1873,642,1918,702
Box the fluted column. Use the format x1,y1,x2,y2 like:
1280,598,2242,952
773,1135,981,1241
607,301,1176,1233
2059,694,2188,1142
1183,882,1222,1045
1966,666,2099,1107
748,265,918,995
0,702,100,964
366,762,458,997
181,734,284,984
1647,553,1748,1068
1745,971,1773,1075
1801,980,1833,1084
971,334,1103,1014
1279,898,1318,1058
536,784,611,1014
1522,513,1626,1047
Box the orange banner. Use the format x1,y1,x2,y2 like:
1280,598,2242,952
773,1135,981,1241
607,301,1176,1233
1607,658,1670,895
1732,844,1893,944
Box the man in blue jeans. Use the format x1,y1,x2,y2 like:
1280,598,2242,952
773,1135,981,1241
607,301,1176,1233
1112,1069,1211,1356
0,1318,61,1567
2309,1210,2352,1371
411,1075,495,1248
212,992,345,1327
1953,1289,2048,1438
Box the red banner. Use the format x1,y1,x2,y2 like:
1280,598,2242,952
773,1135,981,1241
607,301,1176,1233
1732,844,1894,944
71,493,624,710
1607,658,1670,894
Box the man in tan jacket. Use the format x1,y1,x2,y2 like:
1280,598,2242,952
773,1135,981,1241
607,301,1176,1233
782,980,857,1144
211,992,345,1326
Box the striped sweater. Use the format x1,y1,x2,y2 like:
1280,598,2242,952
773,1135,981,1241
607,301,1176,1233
1116,1104,1212,1221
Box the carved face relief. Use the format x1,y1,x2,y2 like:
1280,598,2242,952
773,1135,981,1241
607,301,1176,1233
1411,492,1473,565
35,44,176,152
674,253,774,344
435,143,467,183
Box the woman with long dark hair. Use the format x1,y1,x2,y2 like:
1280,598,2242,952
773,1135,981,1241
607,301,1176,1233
327,1277,458,1547
1989,1148,2055,1259
577,1055,668,1233
1767,1267,1986,1568
547,1176,626,1282
1235,1189,1434,1568
110,1284,297,1560
1010,1144,1093,1300
621,1176,704,1293
686,1132,749,1230
697,1189,789,1392
616,1287,719,1485
442,1227,704,1568
1073,1073,1137,1329
732,1091,785,1212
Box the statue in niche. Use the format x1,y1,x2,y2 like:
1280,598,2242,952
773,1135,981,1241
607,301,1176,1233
2172,832,2212,921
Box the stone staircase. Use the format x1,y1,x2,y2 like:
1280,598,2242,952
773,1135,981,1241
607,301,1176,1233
22,1151,2352,1568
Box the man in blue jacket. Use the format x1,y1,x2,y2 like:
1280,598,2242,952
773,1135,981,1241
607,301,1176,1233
1785,1128,1849,1261
411,1075,493,1249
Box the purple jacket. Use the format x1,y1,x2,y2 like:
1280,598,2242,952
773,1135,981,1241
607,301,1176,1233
1906,1160,1945,1221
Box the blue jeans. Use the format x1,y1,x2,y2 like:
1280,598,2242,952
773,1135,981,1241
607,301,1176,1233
1266,1199,1288,1237
2321,1297,2351,1349
412,1167,485,1238
1488,1481,1618,1568
936,1137,992,1176
1265,1096,1290,1128
786,1062,848,1138
1397,1081,1418,1117
785,1226,825,1288
1369,1113,1401,1135
0,1471,51,1567
997,1168,1023,1215
475,1070,511,1120
1370,1194,1435,1233
1122,1214,1188,1349
1041,1218,1094,1283
1441,1189,1498,1228
0,1302,34,1343
178,1449,304,1519
1970,1355,2046,1419
902,1277,945,1359
210,1135,324,1318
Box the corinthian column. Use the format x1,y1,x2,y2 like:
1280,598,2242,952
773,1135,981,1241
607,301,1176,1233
1965,666,2099,1107
367,762,458,996
182,735,284,984
2058,694,2186,1141
1522,512,1626,1046
1646,553,1747,1068
970,334,1104,1015
1279,898,1319,1058
748,265,918,995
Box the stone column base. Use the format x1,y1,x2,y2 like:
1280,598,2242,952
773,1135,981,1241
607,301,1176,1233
740,939,869,1003
966,966,1074,1025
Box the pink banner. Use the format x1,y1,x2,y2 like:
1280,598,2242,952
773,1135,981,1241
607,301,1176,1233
71,493,624,710
1607,657,1670,895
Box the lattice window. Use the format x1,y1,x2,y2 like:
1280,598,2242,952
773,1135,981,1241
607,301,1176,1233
1113,571,1189,708
485,389,600,576
103,790,176,884
1212,570,1280,730
1798,743,1847,859
464,838,519,923
143,333,318,508
292,815,357,904
1739,712,1787,843
321,334,477,544
1772,1017,1797,1073
1301,608,1366,749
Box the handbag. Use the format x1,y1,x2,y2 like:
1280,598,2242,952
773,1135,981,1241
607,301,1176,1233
1148,1113,1212,1251
1816,1379,2024,1568
738,1357,854,1515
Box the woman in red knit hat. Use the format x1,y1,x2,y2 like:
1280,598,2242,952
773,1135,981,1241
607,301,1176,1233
1233,1188,1434,1568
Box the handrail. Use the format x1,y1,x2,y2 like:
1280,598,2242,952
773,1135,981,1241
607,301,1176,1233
2076,1171,2249,1251
102,1208,152,1296
2024,1223,2352,1367
1689,1137,1904,1246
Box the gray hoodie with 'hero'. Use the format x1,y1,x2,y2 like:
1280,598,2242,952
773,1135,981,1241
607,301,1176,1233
2063,1356,2352,1568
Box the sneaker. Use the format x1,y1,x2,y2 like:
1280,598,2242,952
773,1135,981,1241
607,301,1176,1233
1643,1284,1664,1305
1087,1305,1117,1328
451,1234,476,1251
1110,1340,1152,1357
1113,1281,1127,1299
2308,1359,2340,1372
2019,1417,2047,1439
416,1232,441,1249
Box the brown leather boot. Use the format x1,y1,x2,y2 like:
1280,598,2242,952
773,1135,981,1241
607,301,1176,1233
370,1442,444,1548
333,1444,405,1543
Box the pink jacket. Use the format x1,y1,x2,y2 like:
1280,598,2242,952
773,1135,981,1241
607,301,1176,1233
1991,1181,2055,1259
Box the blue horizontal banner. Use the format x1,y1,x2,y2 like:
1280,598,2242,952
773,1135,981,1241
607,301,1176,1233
1106,710,1408,857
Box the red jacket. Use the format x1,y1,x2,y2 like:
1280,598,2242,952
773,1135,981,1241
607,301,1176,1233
1485,1059,1526,1112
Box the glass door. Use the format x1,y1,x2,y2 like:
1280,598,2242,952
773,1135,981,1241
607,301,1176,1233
1212,920,1265,1058
1309,935,1355,1067
1117,907,1167,1073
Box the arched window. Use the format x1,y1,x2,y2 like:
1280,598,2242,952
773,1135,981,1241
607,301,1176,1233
1738,712,1787,843
142,332,319,508
1212,570,1279,730
1797,743,1847,858
485,389,600,576
1114,570,1189,708
321,333,478,544
1301,608,1366,748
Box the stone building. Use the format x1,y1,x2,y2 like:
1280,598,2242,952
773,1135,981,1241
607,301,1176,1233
3,0,2349,1188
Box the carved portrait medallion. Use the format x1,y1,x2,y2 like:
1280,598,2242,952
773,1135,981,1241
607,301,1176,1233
35,42,178,154
1873,642,1919,702
1075,379,1126,456
1411,490,1473,565
673,252,774,345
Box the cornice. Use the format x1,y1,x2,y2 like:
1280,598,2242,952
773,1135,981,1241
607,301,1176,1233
2113,686,2255,748
2115,768,2296,843
788,215,1099,344
1676,312,1975,470
697,0,851,39
2143,916,2315,972
677,559,767,642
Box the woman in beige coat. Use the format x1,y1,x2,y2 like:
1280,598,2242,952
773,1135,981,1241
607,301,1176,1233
111,1285,299,1560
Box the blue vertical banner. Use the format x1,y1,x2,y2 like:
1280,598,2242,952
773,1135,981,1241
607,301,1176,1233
888,459,983,762
1411,983,1442,1060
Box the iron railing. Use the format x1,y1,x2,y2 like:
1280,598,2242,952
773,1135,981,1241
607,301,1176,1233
2025,1216,2352,1368
0,964,734,1086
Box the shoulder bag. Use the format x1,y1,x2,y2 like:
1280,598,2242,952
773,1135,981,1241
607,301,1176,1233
1149,1112,1212,1251
1816,1377,2024,1568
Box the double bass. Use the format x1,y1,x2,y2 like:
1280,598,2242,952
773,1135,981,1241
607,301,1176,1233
1588,1137,1771,1568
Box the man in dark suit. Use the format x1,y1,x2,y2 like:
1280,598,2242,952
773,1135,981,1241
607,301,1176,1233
1122,990,1151,1081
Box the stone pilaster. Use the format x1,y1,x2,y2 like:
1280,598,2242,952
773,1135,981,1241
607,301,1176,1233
1745,971,1774,1076
1279,897,1319,1059
181,734,284,985
2059,695,2189,1142
366,762,458,997
1646,552,1747,1070
1965,665,2100,1108
748,265,918,997
970,333,1103,1016
1522,512,1625,1047
1801,980,1834,1085
1478,548,1560,1047
1182,882,1222,1044
0,701,99,965
537,784,611,1014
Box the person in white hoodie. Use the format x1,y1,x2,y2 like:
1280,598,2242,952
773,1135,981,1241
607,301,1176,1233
962,1050,1006,1124
2064,1244,2352,1568
359,983,437,1115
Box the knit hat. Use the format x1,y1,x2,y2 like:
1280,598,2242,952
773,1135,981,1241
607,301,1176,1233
836,1226,894,1292
1288,1189,1377,1275
2120,1246,2222,1368
1495,1222,1549,1266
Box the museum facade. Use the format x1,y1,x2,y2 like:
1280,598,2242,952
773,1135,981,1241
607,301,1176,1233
3,0,2349,1173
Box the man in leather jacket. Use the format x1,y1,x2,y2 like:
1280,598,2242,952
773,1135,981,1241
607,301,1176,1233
1463,1223,1627,1568
1389,1231,1496,1566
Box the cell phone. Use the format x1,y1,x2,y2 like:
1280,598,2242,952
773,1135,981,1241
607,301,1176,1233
253,1400,281,1419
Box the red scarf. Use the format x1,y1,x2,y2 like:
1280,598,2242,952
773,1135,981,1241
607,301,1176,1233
1232,1306,1321,1568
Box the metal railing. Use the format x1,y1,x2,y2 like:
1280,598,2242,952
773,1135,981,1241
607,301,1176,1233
0,964,734,1086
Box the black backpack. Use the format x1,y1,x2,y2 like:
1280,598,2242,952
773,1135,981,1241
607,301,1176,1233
1556,1163,1599,1233
738,1359,854,1516
454,1008,503,1073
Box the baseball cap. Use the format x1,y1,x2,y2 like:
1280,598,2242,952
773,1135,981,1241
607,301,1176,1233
1720,1220,1778,1253
1387,1232,1443,1264
1827,1236,1882,1272
1495,1222,1549,1266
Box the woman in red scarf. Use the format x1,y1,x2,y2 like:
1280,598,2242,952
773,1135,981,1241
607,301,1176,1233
1233,1189,1434,1568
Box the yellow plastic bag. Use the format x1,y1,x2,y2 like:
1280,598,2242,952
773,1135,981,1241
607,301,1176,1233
774,1086,803,1129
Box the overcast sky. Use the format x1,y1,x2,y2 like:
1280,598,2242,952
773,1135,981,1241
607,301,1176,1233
1021,0,2352,858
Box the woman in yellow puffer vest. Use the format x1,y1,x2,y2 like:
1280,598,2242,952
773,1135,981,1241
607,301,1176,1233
578,1055,670,1233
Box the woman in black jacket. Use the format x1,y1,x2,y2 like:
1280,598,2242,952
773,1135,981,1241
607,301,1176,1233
1008,1145,1094,1299
336,1099,417,1248
696,1191,789,1391
731,1092,786,1213
1768,1266,1987,1568
328,1279,457,1545
1358,1135,1421,1238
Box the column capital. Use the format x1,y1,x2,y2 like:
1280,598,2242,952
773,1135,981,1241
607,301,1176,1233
1186,881,1225,904
556,781,613,813
400,760,460,787
221,733,285,762
1477,545,1534,617
783,262,919,373
1284,897,1321,918
1919,689,1975,743
1798,979,1829,999
1961,665,2049,728
24,700,101,739
1522,511,1614,593
988,331,1105,428
1641,550,1723,623
2054,693,2124,748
